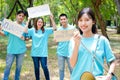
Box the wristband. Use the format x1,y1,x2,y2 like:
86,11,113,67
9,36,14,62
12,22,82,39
108,72,114,76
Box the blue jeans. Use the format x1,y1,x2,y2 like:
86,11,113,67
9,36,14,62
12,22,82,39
58,55,72,80
32,57,50,80
3,53,25,80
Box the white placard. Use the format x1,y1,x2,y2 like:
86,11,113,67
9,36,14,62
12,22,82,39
54,29,75,42
27,4,51,18
1,19,25,38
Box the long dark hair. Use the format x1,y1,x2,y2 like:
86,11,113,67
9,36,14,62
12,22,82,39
77,8,97,34
34,17,45,33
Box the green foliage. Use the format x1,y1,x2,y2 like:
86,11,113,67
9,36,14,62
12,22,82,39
0,0,119,26
4,0,16,19
0,0,6,20
99,0,117,20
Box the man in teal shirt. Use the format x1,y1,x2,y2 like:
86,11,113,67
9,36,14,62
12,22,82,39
0,10,27,80
57,13,74,80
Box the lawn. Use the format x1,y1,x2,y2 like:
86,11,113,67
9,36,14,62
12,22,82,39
0,29,120,80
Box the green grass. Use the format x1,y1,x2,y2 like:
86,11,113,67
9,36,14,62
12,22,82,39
0,29,120,80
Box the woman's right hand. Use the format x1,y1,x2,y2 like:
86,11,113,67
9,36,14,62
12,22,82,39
0,26,5,36
24,17,31,33
50,13,54,19
73,30,82,47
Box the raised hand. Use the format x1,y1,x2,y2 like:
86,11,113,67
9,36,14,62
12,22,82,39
24,17,31,33
73,30,82,47
0,25,2,31
49,13,57,31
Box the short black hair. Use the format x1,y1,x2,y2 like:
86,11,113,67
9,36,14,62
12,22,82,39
16,10,27,16
59,13,68,19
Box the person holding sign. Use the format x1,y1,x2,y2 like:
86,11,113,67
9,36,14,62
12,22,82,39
25,14,56,80
56,13,74,80
69,8,116,80
0,10,27,80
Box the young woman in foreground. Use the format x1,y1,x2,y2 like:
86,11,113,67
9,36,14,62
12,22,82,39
69,8,116,80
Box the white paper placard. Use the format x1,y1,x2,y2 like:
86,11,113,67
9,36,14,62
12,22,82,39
54,29,75,42
27,4,51,18
1,19,25,38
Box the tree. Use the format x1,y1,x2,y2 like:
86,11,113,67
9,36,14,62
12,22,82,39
1,0,119,35
92,0,109,39
114,0,120,34
6,0,25,19
114,0,120,15
0,0,7,20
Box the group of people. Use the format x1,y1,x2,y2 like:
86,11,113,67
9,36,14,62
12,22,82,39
0,10,73,80
0,7,116,80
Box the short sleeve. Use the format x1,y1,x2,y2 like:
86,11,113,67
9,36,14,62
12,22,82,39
28,28,34,36
4,31,9,36
103,36,116,63
45,28,53,35
68,38,75,57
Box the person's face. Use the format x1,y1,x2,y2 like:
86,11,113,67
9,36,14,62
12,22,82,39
37,19,44,29
60,16,68,27
16,13,25,23
78,13,94,33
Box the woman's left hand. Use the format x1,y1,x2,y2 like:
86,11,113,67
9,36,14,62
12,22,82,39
20,36,25,40
50,13,54,19
73,30,82,46
105,73,112,80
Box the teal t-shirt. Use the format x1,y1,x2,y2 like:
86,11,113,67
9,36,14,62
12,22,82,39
69,34,116,80
4,22,26,54
28,28,53,57
57,24,75,57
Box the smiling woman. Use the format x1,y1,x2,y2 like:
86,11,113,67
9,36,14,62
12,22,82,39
69,8,116,80
23,13,56,80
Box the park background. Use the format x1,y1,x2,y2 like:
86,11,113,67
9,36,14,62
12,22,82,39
0,0,120,80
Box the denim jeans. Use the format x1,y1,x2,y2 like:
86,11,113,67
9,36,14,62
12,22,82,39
3,53,25,80
32,57,50,80
58,55,72,80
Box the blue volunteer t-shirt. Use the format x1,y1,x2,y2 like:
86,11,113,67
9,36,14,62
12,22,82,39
57,24,75,57
69,34,116,80
4,22,26,54
28,28,53,57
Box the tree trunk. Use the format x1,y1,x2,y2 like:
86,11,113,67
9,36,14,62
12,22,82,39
92,0,109,39
7,0,24,19
94,7,109,39
7,0,18,19
28,0,34,28
114,0,120,34
117,26,120,33
117,16,120,34
17,0,24,10
114,0,120,15
28,0,33,7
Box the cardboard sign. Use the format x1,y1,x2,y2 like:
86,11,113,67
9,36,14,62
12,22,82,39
54,29,75,42
27,4,51,18
1,19,25,38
